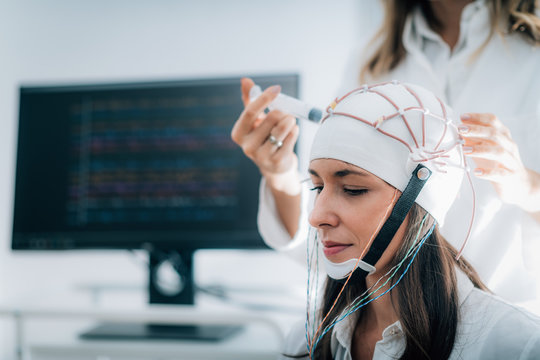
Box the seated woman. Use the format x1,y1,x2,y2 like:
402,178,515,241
233,81,540,359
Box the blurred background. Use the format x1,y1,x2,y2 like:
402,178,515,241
0,0,382,358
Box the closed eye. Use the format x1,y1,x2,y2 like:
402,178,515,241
344,188,368,196
309,186,323,194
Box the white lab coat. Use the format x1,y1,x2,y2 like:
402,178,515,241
280,269,540,360
258,0,540,302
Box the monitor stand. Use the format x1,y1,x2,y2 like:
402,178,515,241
79,248,242,342
79,322,242,341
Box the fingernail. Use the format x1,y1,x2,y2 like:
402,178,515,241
474,168,484,176
463,146,473,154
461,113,471,120
269,85,281,94
458,125,469,134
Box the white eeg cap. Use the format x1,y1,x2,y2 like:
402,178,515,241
309,81,465,226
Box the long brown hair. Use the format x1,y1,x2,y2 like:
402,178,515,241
361,0,540,82
293,204,488,360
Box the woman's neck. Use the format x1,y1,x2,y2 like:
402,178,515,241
351,274,399,359
428,0,474,50
361,273,399,333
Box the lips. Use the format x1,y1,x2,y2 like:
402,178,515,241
322,240,352,257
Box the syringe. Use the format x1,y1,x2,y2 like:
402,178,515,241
249,84,323,123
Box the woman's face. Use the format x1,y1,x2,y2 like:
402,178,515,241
308,158,408,270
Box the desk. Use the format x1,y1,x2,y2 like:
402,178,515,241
0,287,301,360
26,319,280,360
2,287,538,359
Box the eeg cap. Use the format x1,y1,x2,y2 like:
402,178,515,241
309,81,465,226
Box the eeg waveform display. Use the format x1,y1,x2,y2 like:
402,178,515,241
67,93,241,226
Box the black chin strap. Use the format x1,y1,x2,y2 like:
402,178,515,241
343,164,432,281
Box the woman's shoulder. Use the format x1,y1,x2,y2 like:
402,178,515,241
465,288,540,326
456,288,540,359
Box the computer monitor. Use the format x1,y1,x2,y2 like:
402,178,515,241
12,75,299,310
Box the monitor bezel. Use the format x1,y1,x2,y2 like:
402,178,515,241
12,74,299,251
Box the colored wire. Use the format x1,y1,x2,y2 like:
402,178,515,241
307,214,428,353
311,215,429,348
339,214,429,317
307,188,399,356
312,221,435,351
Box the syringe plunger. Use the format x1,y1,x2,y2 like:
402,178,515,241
249,85,322,122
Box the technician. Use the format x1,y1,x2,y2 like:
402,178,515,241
231,0,540,301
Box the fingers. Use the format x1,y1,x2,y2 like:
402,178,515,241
459,113,537,209
472,163,511,182
461,113,511,137
248,84,281,114
459,120,513,149
459,112,521,172
275,124,299,159
231,84,281,145
459,122,501,140
243,110,296,158
241,77,255,106
268,111,297,148
238,109,298,176
257,123,299,173
461,112,498,125
463,140,519,171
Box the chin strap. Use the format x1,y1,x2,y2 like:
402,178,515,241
339,164,432,281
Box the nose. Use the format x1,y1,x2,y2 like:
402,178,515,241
308,188,339,229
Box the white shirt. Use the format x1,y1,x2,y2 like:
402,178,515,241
258,0,540,302
279,270,540,360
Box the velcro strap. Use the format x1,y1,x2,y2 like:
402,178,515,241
362,164,431,267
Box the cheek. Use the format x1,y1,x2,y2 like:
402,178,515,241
359,195,393,222
348,196,393,239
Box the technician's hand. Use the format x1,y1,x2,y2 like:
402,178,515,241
459,113,540,217
231,78,302,237
231,77,301,195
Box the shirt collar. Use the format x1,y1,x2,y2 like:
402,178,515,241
403,0,489,54
330,267,476,354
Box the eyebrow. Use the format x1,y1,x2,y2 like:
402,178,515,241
308,168,369,178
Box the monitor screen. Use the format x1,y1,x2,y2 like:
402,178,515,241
12,75,299,251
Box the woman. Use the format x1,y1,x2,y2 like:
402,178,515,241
232,0,540,301
281,81,540,359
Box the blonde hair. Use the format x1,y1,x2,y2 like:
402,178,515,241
360,0,540,82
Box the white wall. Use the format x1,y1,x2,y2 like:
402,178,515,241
0,0,381,357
